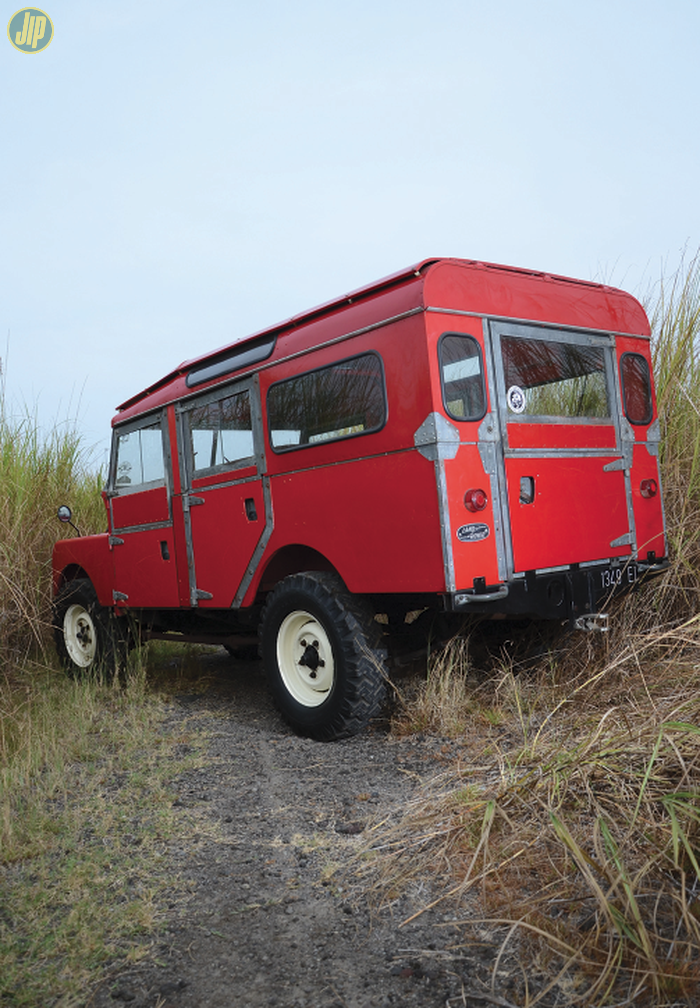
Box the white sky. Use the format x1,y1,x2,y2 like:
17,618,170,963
2,0,699,464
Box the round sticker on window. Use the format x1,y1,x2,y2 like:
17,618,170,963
507,385,526,413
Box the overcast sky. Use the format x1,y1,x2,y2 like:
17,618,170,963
2,0,699,463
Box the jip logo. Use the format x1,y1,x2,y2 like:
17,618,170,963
7,8,53,53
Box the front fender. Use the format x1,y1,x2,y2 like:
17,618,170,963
52,533,114,607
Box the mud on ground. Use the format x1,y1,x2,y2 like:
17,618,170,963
89,652,514,1008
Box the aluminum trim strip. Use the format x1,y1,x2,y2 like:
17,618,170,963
232,475,275,608
425,306,650,342
434,458,456,593
110,520,173,534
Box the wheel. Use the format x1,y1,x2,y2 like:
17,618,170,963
53,579,128,677
260,571,387,741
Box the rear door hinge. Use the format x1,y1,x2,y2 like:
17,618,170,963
113,590,129,603
183,495,205,513
610,532,634,548
604,443,633,473
109,536,124,546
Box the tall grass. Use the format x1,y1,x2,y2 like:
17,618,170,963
0,389,105,664
0,395,212,1005
651,250,700,614
360,254,700,1006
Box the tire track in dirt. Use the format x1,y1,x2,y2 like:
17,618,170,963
89,654,499,1008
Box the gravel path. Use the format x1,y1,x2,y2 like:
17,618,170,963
89,652,507,1008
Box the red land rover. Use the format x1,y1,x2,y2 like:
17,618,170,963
52,258,667,739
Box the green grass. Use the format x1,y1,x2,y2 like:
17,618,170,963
0,395,218,1005
0,651,211,1007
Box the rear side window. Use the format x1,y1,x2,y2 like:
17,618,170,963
439,334,486,421
501,336,610,419
620,353,653,425
184,389,255,475
267,353,386,451
114,420,166,488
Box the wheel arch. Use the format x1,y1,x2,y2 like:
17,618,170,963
54,563,92,596
256,545,338,598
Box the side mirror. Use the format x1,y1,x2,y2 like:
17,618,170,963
57,505,82,536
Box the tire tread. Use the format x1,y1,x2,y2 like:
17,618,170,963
260,571,387,740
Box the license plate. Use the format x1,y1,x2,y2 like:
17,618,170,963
600,562,638,591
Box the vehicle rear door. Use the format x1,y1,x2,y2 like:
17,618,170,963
176,375,270,607
486,321,635,577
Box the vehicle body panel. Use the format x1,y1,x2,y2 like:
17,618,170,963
52,257,666,633
52,533,114,604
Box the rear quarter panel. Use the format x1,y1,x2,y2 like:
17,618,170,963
254,313,447,595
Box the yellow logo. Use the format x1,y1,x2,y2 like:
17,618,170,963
7,8,53,53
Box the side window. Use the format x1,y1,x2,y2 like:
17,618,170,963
113,420,166,489
439,334,486,421
185,389,254,475
267,353,386,451
620,352,653,425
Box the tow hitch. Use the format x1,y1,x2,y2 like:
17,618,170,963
573,613,609,632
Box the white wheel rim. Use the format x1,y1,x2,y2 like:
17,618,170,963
63,603,97,668
276,610,335,707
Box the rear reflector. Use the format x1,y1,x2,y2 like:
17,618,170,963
640,478,658,498
464,488,488,512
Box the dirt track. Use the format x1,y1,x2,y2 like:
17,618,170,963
88,652,508,1008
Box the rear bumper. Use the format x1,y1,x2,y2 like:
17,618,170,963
445,557,669,621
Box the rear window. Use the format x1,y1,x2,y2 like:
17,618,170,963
267,353,386,451
439,334,486,421
620,352,653,425
501,336,610,419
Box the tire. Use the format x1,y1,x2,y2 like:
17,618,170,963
260,571,387,741
53,578,128,678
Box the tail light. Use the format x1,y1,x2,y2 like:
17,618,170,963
640,478,658,499
464,488,488,512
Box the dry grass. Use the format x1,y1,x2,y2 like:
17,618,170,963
356,255,700,1006
650,249,700,620
359,611,700,1006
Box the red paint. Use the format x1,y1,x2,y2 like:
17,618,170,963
53,257,667,630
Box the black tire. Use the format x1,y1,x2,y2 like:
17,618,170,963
53,578,129,678
260,571,387,741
